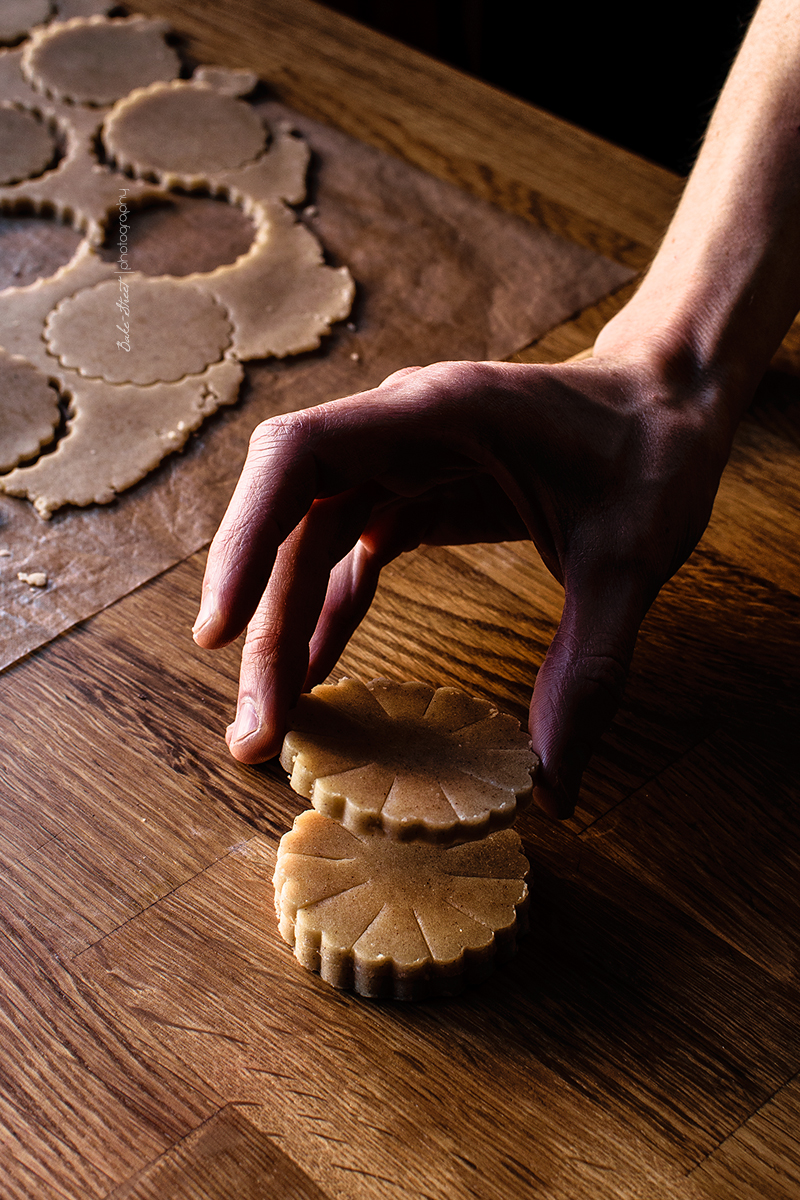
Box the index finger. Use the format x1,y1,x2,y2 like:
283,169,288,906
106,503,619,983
191,370,466,648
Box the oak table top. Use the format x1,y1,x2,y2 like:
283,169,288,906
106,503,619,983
2,3,799,1199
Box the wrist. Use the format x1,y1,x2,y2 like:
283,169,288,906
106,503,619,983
593,284,760,439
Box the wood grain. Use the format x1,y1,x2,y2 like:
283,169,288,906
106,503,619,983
690,1073,800,1200
3,2,800,1197
130,0,682,268
108,1104,331,1200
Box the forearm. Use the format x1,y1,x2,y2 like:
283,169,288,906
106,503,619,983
595,0,800,429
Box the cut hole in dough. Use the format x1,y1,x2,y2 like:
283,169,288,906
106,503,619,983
274,809,530,1000
98,193,256,277
281,677,538,844
0,209,83,289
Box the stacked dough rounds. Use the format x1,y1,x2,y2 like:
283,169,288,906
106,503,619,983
274,678,538,1000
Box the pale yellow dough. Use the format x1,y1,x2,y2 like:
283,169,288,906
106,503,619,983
281,678,538,844
22,14,179,105
0,16,354,517
45,277,233,384
274,809,530,1000
0,349,60,471
104,81,267,176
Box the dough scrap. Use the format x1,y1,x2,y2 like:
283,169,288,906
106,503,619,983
281,678,538,844
0,16,354,517
104,80,267,177
45,276,233,384
0,349,60,471
22,14,179,105
0,357,244,517
192,65,259,98
0,104,56,184
274,809,530,1000
0,0,51,44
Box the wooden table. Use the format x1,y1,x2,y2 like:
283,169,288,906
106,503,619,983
3,3,799,1198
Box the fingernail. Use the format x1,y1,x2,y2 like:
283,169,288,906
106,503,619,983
230,698,260,744
192,588,217,638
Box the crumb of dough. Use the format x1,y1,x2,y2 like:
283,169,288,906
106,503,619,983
0,104,57,185
0,349,61,473
103,80,267,177
44,277,233,384
192,65,259,98
22,15,180,105
274,809,530,1000
0,0,50,44
281,677,538,845
0,549,11,556
18,570,47,586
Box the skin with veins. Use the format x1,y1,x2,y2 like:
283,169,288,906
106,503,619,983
281,678,538,844
0,349,60,472
274,808,530,1000
0,15,354,517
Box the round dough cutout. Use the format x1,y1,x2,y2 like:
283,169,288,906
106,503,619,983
274,809,530,1000
0,105,57,185
281,677,538,844
44,277,233,384
103,81,267,177
0,350,61,472
23,15,180,105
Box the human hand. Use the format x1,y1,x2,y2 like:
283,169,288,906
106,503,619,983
192,350,736,817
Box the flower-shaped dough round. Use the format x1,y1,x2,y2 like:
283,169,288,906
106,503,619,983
103,81,267,177
0,105,56,185
44,277,233,384
0,349,60,473
280,678,539,844
274,809,530,1000
23,15,180,105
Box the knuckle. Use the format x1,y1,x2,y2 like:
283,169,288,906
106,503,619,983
247,411,316,458
574,652,628,706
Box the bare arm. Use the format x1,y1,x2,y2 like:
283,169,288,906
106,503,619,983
193,0,800,817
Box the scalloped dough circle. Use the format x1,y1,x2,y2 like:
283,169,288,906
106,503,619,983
0,104,56,184
0,0,51,43
274,809,530,1000
0,349,61,473
280,677,539,844
104,81,268,176
44,277,233,384
22,15,180,105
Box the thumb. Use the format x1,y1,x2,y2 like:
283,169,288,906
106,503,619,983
529,572,649,819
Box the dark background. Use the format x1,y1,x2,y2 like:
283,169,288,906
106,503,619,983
318,1,758,175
